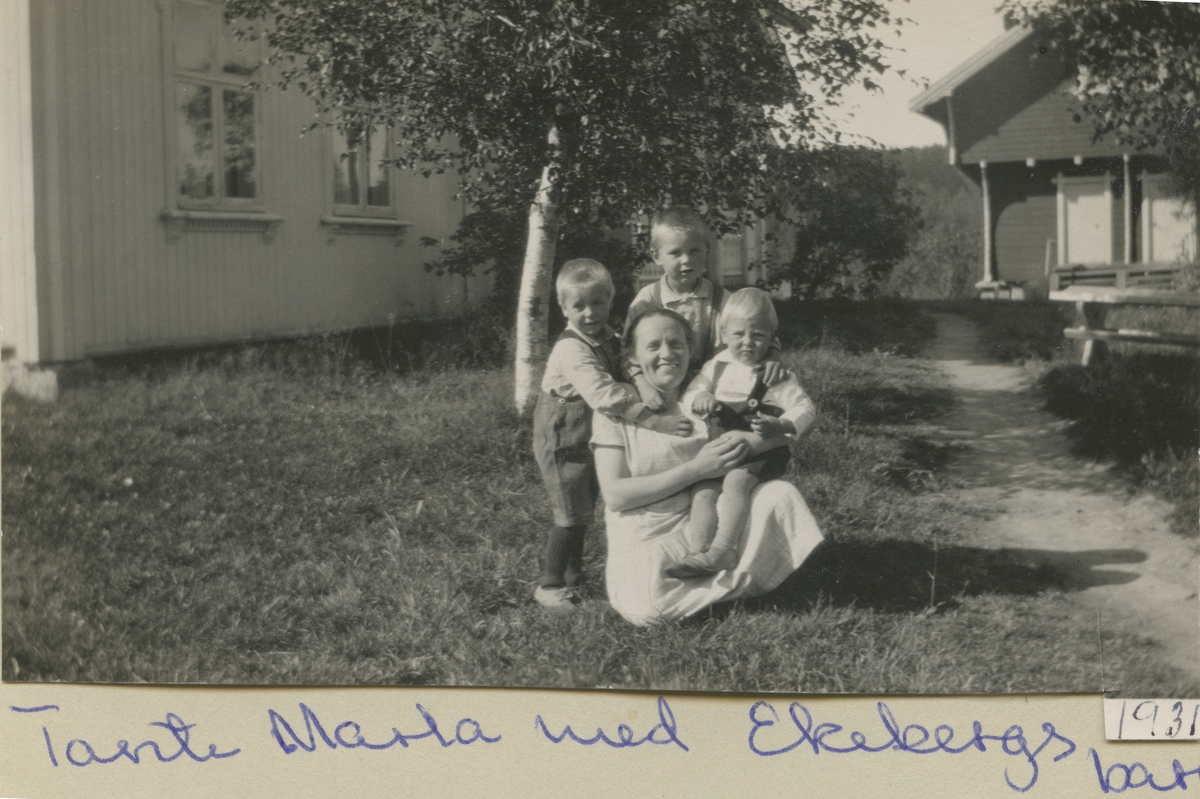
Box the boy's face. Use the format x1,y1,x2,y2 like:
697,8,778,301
560,282,612,339
721,313,773,367
652,227,706,294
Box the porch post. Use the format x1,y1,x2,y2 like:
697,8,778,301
946,93,957,165
1123,153,1133,264
980,160,995,284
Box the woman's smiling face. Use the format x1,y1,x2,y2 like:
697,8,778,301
632,314,691,392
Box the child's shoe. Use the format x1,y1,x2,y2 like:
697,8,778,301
665,548,737,579
534,585,582,612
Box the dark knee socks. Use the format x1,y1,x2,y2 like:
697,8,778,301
540,525,585,588
564,530,586,588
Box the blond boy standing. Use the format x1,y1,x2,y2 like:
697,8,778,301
533,259,692,611
625,207,725,377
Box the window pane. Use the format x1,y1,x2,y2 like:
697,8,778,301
220,19,260,77
174,1,214,72
366,126,390,207
176,83,214,200
332,125,361,206
223,90,257,199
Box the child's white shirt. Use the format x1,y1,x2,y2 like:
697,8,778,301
541,322,646,423
683,350,816,437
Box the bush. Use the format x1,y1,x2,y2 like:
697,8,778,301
1039,351,1200,536
1134,447,1200,539
86,304,515,386
1031,326,1199,539
1038,353,1199,463
775,298,937,356
952,300,1071,362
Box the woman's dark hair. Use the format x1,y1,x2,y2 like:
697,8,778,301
623,308,695,356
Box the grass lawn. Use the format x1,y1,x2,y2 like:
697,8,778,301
2,301,1195,694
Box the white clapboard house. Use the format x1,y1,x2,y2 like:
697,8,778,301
1,0,493,393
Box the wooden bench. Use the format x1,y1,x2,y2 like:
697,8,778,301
1048,285,1200,365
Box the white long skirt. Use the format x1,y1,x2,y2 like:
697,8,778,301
603,480,824,626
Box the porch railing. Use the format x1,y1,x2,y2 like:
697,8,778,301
1049,262,1192,291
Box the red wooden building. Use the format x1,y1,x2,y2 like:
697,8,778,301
911,24,1196,298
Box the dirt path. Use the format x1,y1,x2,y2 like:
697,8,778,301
921,311,1199,682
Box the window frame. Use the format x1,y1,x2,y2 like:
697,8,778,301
329,119,399,220
320,116,412,244
162,0,267,214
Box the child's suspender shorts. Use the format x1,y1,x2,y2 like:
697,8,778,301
532,329,622,527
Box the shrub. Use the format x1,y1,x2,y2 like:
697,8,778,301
774,298,937,356
1038,353,1199,464
86,304,515,387
962,300,1071,362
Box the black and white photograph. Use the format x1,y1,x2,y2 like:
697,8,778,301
1,0,1197,695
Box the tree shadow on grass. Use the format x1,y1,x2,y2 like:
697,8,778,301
739,538,1147,617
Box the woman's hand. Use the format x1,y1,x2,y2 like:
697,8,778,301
758,359,787,386
691,435,750,480
642,413,694,437
756,361,792,387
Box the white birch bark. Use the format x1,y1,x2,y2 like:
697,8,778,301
513,124,563,414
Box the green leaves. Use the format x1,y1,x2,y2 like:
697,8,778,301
770,146,920,301
1002,0,1200,204
227,0,898,258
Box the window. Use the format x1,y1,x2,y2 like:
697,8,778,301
171,0,261,209
321,119,412,243
331,122,393,217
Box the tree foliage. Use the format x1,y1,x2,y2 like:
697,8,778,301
770,146,919,301
225,0,900,408
883,145,980,300
227,0,897,279
1001,0,1200,206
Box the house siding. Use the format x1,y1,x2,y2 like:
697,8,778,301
990,163,1142,294
991,166,1058,294
26,0,489,363
955,36,1128,165
915,26,1191,293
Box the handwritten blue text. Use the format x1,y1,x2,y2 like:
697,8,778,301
267,702,501,754
11,705,240,767
746,700,1075,793
1090,748,1200,793
535,696,688,751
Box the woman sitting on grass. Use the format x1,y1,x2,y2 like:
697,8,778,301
591,309,824,625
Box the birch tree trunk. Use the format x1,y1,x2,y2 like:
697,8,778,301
513,123,564,414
